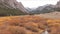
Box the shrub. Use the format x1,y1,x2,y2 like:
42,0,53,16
8,26,26,34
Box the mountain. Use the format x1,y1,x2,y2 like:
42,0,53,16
37,4,55,11
26,7,37,14
25,0,60,14
36,4,54,13
28,4,55,14
55,0,60,8
0,0,29,16
26,0,60,14
54,0,60,11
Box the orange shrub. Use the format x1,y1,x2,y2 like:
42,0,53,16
0,15,60,34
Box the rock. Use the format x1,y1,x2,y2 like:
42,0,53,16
0,0,29,13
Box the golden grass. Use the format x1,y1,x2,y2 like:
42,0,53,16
0,15,60,34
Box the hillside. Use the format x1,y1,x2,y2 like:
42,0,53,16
0,15,60,34
37,11,60,19
0,7,27,16
0,0,29,16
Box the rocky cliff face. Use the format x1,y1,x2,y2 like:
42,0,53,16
55,0,60,8
0,0,29,13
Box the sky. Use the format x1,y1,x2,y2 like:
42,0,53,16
17,0,59,8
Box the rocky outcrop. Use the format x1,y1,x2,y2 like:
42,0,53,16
37,4,54,11
0,0,29,13
55,0,60,8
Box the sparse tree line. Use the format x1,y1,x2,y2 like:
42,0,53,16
0,7,27,16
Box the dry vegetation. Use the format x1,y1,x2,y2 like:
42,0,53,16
0,15,60,34
39,11,60,19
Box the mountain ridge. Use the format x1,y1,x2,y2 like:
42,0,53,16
0,0,29,15
26,0,60,14
0,0,28,16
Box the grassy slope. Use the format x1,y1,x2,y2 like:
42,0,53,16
38,11,60,19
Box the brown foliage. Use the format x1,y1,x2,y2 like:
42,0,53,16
0,16,46,34
0,15,60,34
46,19,60,34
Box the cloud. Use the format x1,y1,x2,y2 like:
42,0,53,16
17,0,59,1
17,0,59,8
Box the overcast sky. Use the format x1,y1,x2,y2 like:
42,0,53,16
17,0,59,8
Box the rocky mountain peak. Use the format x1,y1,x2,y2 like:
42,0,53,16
55,0,60,8
56,0,60,5
0,0,29,13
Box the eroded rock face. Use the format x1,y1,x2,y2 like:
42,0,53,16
55,0,60,8
0,0,29,13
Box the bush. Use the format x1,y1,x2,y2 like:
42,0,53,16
8,26,26,34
